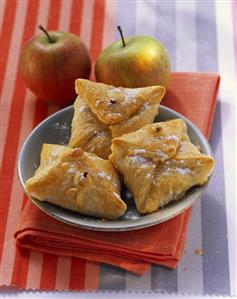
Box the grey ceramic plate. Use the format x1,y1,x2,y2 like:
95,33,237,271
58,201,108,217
18,105,213,231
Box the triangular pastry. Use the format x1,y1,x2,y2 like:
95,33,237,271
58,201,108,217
68,96,112,159
26,144,127,219
109,119,215,214
75,79,165,125
68,79,165,158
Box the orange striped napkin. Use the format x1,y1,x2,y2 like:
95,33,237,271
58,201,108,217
14,72,220,276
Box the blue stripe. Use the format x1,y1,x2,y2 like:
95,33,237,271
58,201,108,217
196,1,230,295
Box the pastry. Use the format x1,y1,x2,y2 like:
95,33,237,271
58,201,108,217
68,96,112,159
75,79,165,125
68,79,165,158
26,144,127,219
109,119,215,214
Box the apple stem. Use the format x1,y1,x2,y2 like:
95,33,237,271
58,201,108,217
117,26,126,47
38,25,53,43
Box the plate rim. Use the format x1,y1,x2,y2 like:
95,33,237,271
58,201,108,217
18,104,213,231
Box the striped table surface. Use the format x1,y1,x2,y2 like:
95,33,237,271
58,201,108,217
0,0,236,296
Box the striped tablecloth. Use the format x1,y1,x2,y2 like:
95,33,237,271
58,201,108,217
0,0,236,296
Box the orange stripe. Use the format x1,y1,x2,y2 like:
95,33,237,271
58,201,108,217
39,253,58,289
0,0,39,267
47,0,61,29
70,0,83,35
0,0,17,96
90,0,105,62
69,257,86,290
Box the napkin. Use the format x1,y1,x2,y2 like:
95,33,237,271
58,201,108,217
14,72,220,275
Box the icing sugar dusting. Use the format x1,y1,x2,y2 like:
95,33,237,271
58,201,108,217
133,149,147,154
79,105,87,112
98,171,111,180
123,88,140,98
51,122,70,145
167,167,192,175
95,99,100,107
175,167,192,175
166,135,179,141
108,87,140,103
128,156,148,164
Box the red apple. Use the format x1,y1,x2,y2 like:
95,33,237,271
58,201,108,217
95,26,171,88
19,25,91,105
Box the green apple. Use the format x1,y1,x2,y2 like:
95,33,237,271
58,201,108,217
20,25,91,105
95,26,171,88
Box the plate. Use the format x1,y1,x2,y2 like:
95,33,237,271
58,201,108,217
18,105,213,231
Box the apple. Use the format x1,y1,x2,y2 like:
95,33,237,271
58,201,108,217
19,25,91,105
95,26,171,88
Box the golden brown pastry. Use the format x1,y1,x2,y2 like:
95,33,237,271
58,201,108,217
68,79,165,158
26,144,127,219
68,96,112,159
109,119,215,214
75,79,165,125
35,143,71,174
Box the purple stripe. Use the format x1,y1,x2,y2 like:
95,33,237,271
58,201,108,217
196,2,230,295
155,0,176,70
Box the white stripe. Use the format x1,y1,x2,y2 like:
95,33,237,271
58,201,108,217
0,0,28,168
55,256,72,290
175,1,204,294
102,0,117,49
80,0,94,48
58,0,73,32
135,0,156,37
0,90,36,285
0,0,7,32
216,1,237,296
26,251,43,289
